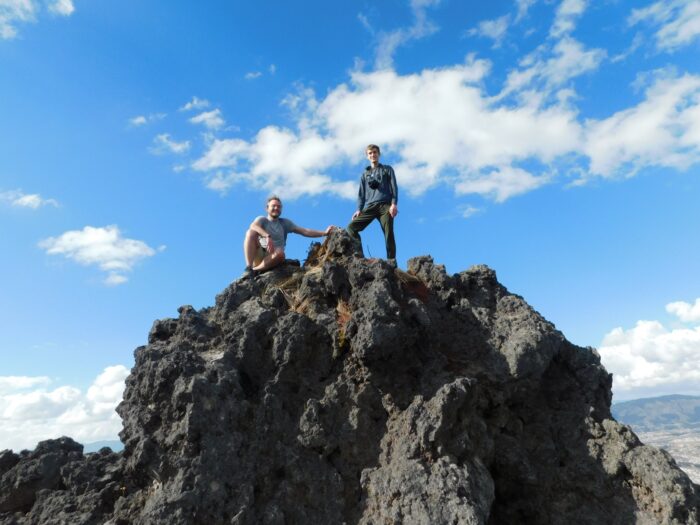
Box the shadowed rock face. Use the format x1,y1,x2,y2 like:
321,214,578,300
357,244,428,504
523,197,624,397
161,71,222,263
1,230,699,524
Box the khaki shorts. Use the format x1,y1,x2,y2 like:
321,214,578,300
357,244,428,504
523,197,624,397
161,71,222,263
254,245,267,266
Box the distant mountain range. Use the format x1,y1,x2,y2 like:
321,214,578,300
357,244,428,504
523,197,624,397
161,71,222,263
612,395,700,432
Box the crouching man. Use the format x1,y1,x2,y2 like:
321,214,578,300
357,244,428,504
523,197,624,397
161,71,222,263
243,195,334,278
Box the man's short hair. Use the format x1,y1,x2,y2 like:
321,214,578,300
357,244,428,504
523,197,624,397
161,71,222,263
366,144,381,155
266,195,282,205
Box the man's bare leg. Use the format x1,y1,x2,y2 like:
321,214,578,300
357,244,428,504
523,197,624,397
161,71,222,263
253,249,285,272
243,229,260,268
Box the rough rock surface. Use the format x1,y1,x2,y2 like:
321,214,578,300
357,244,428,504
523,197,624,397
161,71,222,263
2,230,699,524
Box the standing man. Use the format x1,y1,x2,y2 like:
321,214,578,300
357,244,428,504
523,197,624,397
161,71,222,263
346,144,399,263
243,195,334,278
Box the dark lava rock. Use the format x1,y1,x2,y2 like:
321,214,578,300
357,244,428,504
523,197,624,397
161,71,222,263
1,230,698,524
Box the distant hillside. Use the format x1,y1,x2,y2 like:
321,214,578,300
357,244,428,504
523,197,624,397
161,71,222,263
83,440,124,453
612,395,700,432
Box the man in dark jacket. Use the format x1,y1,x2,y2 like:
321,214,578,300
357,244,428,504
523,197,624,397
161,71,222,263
346,144,399,263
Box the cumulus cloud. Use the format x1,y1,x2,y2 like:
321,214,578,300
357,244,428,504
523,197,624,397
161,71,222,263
373,0,441,70
460,205,481,219
515,0,537,23
667,298,700,323
467,15,510,48
129,115,147,126
191,54,700,202
0,365,129,451
179,96,210,112
151,133,191,155
0,0,73,39
0,376,50,394
0,189,58,209
0,0,36,39
629,0,700,51
583,71,700,178
183,0,700,206
455,166,550,202
48,0,73,16
599,318,700,400
38,225,162,285
189,109,225,130
499,36,606,99
192,56,581,200
128,113,166,127
551,0,587,38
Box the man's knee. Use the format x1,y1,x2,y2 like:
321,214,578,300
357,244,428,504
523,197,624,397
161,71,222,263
245,228,259,243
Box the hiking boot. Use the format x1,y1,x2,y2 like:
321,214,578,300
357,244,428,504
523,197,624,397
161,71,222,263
387,258,397,268
241,266,256,280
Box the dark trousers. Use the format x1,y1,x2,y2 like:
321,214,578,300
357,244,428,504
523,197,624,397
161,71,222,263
346,202,396,259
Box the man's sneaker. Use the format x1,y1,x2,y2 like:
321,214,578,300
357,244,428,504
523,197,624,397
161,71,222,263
387,258,397,268
241,266,256,279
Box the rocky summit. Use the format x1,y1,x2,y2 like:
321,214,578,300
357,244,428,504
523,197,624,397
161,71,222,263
1,230,699,524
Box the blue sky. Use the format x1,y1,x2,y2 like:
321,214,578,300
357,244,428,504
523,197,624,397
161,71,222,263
2,0,700,450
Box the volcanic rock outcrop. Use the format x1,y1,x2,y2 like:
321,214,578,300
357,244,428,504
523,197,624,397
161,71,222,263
1,230,699,524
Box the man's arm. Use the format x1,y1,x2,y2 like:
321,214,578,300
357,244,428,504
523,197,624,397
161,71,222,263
249,218,275,252
353,173,366,219
388,166,398,218
293,225,335,238
249,217,268,237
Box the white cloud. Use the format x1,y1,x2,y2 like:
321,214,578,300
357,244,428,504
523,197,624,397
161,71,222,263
455,166,549,202
551,0,587,38
48,0,73,16
611,32,644,63
151,133,191,154
599,320,700,400
0,365,129,451
629,0,700,51
0,0,73,39
104,272,128,286
189,108,225,130
583,72,700,178
128,113,166,127
358,12,372,33
460,205,481,219
189,45,700,203
192,57,581,201
0,0,36,39
129,115,147,126
0,376,50,394
0,189,58,209
374,0,441,70
38,225,160,285
467,15,510,48
179,96,210,112
515,0,536,23
500,36,606,99
667,298,700,323
245,71,262,80
268,64,276,74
